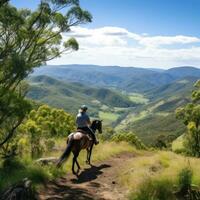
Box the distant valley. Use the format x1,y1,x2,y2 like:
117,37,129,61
28,65,200,144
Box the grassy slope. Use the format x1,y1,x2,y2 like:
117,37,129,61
99,111,120,125
128,93,149,104
118,150,200,192
115,99,186,144
115,78,195,144
172,134,185,151
114,77,197,144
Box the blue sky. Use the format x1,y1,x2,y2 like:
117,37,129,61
11,0,200,68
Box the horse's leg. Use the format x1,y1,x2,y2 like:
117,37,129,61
88,143,94,165
72,155,76,175
73,155,81,175
72,148,81,175
75,157,81,170
86,148,90,164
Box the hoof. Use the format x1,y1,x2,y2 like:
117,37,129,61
56,161,62,168
73,171,76,175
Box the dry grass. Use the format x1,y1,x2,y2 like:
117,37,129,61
119,150,200,192
47,140,137,173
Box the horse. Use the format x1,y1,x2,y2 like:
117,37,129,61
56,120,102,175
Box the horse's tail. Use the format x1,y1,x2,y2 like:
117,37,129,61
56,135,74,168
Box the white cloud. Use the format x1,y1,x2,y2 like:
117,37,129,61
49,26,200,68
138,35,200,47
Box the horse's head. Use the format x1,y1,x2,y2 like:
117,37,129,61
91,120,103,134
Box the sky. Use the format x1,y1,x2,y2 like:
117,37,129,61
11,0,200,68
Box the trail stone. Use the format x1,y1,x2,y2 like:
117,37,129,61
36,157,58,165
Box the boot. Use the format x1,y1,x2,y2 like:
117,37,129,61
94,139,99,145
94,135,99,145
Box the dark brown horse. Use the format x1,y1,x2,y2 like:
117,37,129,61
57,120,102,175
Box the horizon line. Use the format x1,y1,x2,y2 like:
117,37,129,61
44,64,200,70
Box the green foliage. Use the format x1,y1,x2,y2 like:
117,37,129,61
111,132,146,149
176,80,200,157
153,134,176,149
153,135,167,149
0,83,32,158
0,157,64,193
0,0,91,155
19,105,75,158
130,179,175,200
178,167,193,193
99,127,115,141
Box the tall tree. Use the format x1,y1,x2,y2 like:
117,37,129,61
0,0,92,155
176,80,200,157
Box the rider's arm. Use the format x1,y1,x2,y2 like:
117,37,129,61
87,119,91,126
86,115,91,126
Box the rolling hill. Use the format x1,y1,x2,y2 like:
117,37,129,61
29,65,200,144
27,75,137,117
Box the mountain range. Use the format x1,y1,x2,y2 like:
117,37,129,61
33,65,200,92
29,65,200,144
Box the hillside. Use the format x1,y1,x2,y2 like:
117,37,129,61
146,76,198,101
27,75,137,118
115,77,197,144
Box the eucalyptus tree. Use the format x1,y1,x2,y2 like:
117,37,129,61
176,80,200,157
0,0,92,156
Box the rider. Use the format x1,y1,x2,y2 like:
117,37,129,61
76,105,99,145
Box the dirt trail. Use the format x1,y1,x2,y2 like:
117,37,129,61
38,152,135,200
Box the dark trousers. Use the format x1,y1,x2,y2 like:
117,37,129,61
77,127,96,141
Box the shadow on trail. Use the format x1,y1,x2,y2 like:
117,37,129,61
71,164,111,184
39,164,111,200
42,181,94,200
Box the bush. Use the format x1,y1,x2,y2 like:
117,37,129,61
111,132,146,149
173,148,186,155
0,157,64,193
178,167,193,193
130,179,175,200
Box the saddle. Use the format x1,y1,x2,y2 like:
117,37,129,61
76,129,93,140
77,129,88,134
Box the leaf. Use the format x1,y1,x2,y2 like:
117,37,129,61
64,37,79,50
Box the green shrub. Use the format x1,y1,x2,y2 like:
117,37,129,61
178,167,193,193
0,157,62,193
130,179,175,200
173,148,186,155
111,132,146,149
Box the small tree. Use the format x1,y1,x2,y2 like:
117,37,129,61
176,80,200,157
